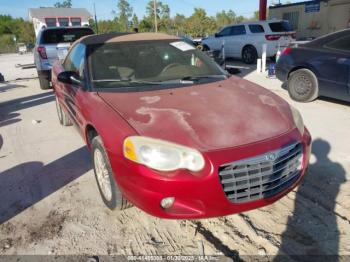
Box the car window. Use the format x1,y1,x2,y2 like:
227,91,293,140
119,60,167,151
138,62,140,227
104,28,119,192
231,25,246,36
41,28,94,44
71,18,82,26
89,40,226,89
269,21,293,32
325,35,350,52
45,18,57,28
249,24,265,33
217,27,232,37
58,18,69,27
64,43,86,79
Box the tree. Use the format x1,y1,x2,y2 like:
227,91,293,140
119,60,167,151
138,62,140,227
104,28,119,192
173,14,186,35
145,1,171,32
0,15,35,53
117,0,133,31
132,14,139,28
216,10,237,28
138,18,153,32
54,0,72,8
98,20,121,33
186,8,216,37
159,3,171,31
160,3,170,19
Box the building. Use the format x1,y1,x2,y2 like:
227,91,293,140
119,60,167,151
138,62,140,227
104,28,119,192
28,7,93,37
269,0,350,39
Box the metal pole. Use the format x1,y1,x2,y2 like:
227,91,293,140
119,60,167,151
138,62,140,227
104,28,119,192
94,3,99,34
259,0,267,21
153,0,158,32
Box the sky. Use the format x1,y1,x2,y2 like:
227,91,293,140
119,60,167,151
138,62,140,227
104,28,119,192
0,0,304,20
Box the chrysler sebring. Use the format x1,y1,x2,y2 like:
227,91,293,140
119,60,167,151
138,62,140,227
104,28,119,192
52,32,311,219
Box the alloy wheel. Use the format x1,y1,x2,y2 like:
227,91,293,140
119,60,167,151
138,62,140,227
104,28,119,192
94,148,112,201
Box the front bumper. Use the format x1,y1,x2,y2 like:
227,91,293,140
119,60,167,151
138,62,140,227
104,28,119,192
110,128,311,219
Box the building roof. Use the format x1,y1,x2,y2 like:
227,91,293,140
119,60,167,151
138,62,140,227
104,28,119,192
79,32,180,45
29,7,92,20
269,0,323,9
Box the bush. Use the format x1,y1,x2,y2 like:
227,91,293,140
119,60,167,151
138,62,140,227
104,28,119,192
0,34,16,54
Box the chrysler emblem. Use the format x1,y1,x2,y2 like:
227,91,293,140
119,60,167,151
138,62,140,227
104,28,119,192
266,153,276,161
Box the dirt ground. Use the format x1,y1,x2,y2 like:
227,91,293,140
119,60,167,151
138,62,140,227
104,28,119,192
0,53,349,259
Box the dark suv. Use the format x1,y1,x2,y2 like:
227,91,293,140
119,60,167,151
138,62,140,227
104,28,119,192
34,27,94,89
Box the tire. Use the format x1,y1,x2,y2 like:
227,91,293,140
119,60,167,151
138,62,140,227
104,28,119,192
288,69,319,102
55,96,72,126
38,75,50,90
92,136,132,211
201,45,210,51
242,45,258,64
196,45,204,51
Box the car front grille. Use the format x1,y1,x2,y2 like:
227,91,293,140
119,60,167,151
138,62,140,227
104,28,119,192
218,142,303,203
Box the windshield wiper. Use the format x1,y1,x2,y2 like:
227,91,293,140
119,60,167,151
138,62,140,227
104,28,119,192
92,79,162,85
180,75,227,83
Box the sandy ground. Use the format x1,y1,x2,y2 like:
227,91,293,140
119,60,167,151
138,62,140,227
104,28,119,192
0,53,349,259
0,53,37,82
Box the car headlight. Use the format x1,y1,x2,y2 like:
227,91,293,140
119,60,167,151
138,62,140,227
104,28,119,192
290,105,304,135
123,136,205,172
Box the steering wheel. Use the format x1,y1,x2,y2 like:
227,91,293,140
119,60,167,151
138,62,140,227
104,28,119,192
161,63,182,74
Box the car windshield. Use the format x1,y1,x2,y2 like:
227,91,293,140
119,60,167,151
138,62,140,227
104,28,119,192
89,40,226,89
42,28,94,44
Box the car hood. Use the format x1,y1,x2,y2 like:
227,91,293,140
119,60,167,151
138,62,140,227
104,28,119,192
98,76,295,152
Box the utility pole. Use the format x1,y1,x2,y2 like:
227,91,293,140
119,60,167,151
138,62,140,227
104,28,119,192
94,2,99,34
153,0,158,32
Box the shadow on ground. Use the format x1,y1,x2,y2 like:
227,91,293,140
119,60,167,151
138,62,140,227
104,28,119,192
0,82,27,93
0,147,91,224
225,58,274,78
0,91,54,128
276,139,346,260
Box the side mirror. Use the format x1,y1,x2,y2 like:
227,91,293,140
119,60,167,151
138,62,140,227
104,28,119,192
214,33,220,38
57,71,83,86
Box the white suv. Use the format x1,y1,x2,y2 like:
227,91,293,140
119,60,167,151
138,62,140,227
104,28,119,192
201,20,296,64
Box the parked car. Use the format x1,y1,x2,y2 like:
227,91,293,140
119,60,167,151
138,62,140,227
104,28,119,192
17,43,27,54
276,29,350,103
52,32,311,219
34,26,94,90
201,20,296,64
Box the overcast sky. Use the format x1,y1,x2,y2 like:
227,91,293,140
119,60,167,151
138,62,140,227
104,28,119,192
0,0,304,20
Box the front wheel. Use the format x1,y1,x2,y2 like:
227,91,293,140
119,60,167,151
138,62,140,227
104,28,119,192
288,69,319,102
92,136,132,211
242,46,258,64
201,45,210,51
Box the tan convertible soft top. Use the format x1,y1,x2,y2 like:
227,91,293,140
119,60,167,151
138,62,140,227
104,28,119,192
79,32,180,45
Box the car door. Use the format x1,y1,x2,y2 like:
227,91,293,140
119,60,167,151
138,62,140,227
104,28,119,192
61,43,87,129
226,25,247,58
212,26,233,54
316,35,350,101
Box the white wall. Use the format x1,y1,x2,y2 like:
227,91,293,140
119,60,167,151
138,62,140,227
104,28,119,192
33,17,91,37
269,0,350,39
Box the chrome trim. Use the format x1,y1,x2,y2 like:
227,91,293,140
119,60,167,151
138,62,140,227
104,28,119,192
219,142,303,203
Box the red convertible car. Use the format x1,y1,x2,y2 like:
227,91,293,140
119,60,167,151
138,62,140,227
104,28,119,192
52,32,311,219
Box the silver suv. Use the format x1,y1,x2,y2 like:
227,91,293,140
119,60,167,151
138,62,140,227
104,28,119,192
34,27,94,89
